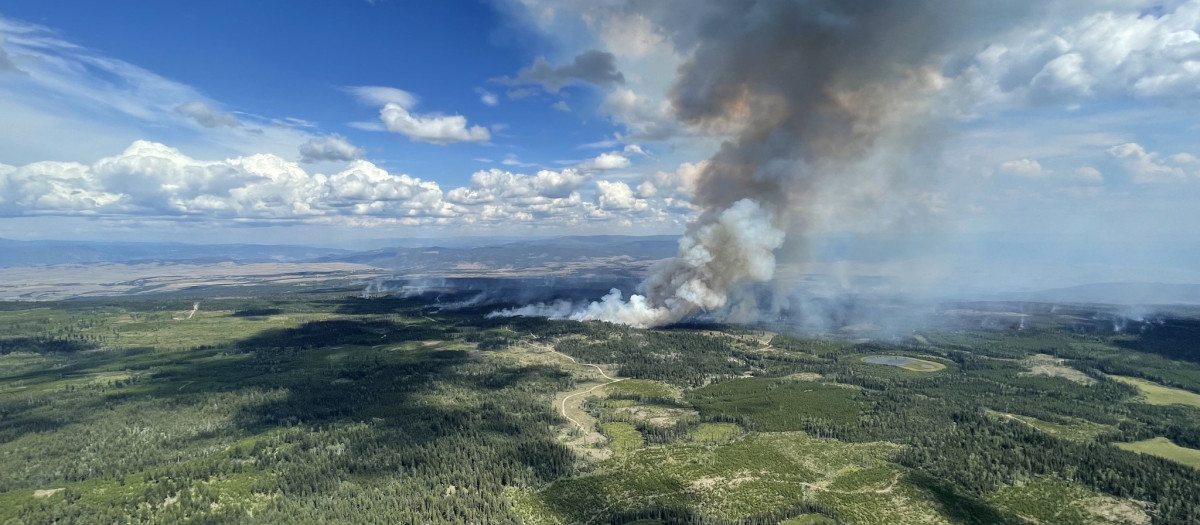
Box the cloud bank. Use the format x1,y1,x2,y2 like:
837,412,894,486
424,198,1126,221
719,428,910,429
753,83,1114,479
0,141,692,229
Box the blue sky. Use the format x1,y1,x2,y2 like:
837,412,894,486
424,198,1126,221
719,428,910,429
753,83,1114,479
0,0,1198,269
0,1,627,188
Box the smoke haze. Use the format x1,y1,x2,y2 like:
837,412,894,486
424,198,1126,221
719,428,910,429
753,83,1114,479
498,1,1073,327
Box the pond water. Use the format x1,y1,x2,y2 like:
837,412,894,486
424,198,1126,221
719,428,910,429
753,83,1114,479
862,356,938,370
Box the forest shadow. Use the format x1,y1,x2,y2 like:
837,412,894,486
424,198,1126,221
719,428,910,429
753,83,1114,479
0,336,91,355
0,305,581,522
235,318,435,350
230,308,284,317
906,472,1024,525
0,414,66,444
329,292,480,316
1113,318,1200,364
119,316,570,482
540,476,693,525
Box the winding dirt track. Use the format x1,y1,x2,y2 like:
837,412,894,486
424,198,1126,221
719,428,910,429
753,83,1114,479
549,349,624,429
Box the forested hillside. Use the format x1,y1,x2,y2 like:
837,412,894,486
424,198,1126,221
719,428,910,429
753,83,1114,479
1,293,1198,523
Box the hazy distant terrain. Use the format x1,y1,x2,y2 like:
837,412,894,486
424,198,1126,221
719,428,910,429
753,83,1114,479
0,238,354,267
2,289,1198,523
4,236,1200,308
0,262,386,301
1002,283,1200,306
326,235,677,277
0,236,678,301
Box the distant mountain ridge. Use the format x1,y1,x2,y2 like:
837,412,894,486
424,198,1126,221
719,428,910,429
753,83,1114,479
0,238,354,267
324,235,679,275
1001,282,1200,306
5,237,1198,306
0,235,681,270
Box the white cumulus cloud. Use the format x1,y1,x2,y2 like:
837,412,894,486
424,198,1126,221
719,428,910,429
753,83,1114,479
0,140,704,231
652,160,706,197
1108,142,1189,183
0,140,456,220
967,2,1200,106
999,158,1047,177
580,152,631,171
446,168,589,205
379,103,490,144
476,88,499,106
596,180,643,210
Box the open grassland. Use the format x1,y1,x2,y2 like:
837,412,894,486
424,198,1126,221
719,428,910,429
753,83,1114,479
604,378,681,401
1110,376,1200,408
1020,354,1097,385
599,422,645,455
684,423,743,445
0,261,384,300
608,401,699,429
1116,438,1200,469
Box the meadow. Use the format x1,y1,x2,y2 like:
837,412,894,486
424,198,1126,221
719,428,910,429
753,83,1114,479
1109,375,1200,408
1116,438,1200,469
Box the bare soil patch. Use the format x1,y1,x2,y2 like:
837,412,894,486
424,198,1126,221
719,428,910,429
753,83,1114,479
33,488,64,498
1021,354,1096,385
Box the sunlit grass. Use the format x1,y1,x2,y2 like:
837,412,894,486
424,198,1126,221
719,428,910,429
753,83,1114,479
1116,437,1200,469
1110,375,1200,408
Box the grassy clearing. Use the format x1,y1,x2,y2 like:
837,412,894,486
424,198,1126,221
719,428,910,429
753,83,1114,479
600,422,645,455
106,309,315,350
514,432,979,525
1020,354,1096,385
1116,437,1200,469
604,378,680,401
1110,376,1200,408
612,403,699,428
685,423,743,445
690,379,861,430
551,383,613,462
860,355,947,372
987,410,1116,441
988,477,1149,525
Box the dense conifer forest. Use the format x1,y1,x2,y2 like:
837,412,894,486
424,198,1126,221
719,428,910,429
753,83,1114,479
0,291,1198,523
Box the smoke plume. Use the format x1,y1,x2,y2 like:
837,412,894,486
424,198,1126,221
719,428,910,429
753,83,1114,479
500,1,1053,328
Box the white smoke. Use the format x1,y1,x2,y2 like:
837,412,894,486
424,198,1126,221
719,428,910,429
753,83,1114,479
487,299,577,320
492,199,783,327
585,199,784,326
493,1,1062,328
